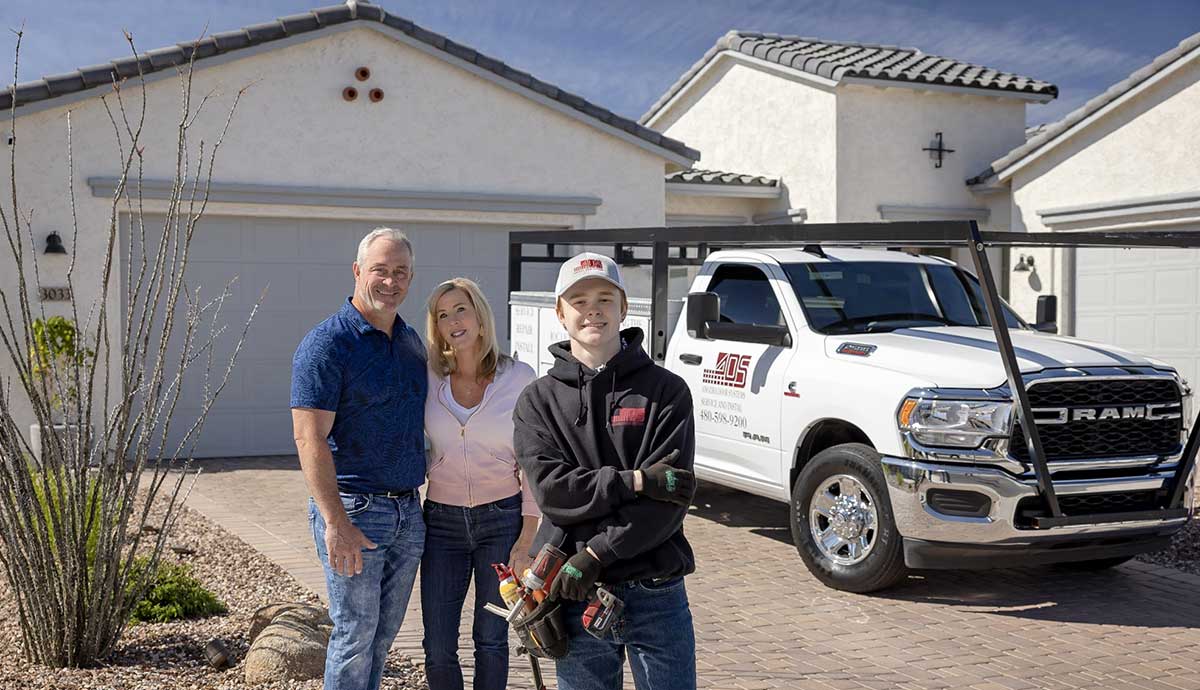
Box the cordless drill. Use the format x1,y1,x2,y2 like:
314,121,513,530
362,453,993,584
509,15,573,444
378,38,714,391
581,584,624,638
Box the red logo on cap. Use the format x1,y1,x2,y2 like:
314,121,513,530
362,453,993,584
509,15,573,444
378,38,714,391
574,258,604,274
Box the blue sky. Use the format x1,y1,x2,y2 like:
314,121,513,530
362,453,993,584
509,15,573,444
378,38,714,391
3,1,1198,126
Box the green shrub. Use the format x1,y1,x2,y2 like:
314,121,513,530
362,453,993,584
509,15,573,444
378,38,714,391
27,465,102,562
127,557,227,624
29,316,94,411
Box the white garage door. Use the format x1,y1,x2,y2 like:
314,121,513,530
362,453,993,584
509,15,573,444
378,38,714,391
126,215,534,458
1075,245,1200,387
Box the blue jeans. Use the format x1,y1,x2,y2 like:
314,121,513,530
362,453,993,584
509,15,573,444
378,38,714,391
421,494,523,690
556,577,696,690
309,491,425,690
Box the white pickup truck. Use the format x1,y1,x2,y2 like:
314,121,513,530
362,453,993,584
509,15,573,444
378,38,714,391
511,246,1195,592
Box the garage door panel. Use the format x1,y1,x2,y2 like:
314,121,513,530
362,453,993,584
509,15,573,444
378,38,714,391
243,217,303,258
244,266,302,310
189,218,248,260
1111,314,1150,350
1075,315,1112,343
240,310,304,358
409,226,464,259
1153,268,1197,306
1112,272,1151,307
1153,313,1194,349
1076,244,1200,391
124,215,544,457
1075,273,1111,304
1152,246,1195,266
468,229,509,258
242,360,293,409
298,266,351,304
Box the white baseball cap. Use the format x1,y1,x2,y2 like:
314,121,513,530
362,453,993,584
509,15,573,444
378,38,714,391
554,252,626,298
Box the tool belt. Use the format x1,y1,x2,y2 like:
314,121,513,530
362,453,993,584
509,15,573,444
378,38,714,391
512,599,570,659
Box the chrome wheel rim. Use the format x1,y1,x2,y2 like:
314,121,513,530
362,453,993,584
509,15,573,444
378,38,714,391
808,474,878,566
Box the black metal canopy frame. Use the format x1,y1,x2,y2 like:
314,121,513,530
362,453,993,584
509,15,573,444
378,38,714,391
508,220,1200,529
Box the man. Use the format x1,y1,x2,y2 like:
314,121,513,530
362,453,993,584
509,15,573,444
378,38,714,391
290,227,427,690
513,252,699,690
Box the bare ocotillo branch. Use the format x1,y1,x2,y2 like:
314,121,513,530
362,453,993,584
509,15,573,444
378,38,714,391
0,27,256,667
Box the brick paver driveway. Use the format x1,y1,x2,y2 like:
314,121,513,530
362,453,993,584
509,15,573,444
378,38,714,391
187,457,1200,690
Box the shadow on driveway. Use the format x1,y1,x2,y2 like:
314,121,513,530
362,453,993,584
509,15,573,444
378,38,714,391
687,480,1200,629
191,455,300,473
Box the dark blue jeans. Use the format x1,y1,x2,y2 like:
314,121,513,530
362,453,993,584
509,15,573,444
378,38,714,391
309,491,425,690
420,493,523,690
556,577,696,690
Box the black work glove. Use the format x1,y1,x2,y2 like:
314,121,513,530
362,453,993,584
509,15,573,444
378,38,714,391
640,451,696,506
549,550,602,602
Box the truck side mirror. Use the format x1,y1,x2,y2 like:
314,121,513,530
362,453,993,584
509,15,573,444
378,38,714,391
1035,294,1058,334
687,292,719,339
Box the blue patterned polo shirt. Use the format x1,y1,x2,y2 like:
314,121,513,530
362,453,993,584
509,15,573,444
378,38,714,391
290,298,427,493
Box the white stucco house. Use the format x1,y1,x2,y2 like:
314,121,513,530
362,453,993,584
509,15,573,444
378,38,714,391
968,31,1200,387
2,0,1195,459
0,1,697,457
641,31,1056,271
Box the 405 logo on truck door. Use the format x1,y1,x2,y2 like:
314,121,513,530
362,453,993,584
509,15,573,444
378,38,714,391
703,352,751,388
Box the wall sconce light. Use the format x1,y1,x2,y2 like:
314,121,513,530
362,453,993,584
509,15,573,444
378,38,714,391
1013,254,1034,272
44,231,67,255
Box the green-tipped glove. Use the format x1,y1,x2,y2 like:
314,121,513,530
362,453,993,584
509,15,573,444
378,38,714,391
549,550,602,601
640,450,696,506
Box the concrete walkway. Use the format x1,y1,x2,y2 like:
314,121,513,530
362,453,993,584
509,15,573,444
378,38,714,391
186,456,1200,690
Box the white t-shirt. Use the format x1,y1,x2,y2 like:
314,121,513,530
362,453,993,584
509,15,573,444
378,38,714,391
439,382,482,426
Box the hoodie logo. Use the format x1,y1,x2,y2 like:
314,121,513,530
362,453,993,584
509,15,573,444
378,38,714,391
610,407,646,427
703,352,751,388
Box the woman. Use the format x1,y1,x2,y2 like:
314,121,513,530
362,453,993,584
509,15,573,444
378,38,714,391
421,277,539,690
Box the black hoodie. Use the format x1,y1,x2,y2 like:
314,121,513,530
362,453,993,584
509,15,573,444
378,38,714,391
513,327,695,584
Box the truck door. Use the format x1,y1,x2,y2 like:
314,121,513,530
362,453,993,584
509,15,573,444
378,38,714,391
676,262,791,493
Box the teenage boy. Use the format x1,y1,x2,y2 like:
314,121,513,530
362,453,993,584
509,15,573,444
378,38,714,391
513,252,698,690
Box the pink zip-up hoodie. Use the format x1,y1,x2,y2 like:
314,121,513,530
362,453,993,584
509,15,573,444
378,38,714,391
425,358,540,517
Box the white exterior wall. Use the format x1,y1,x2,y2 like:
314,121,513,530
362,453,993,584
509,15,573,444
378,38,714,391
0,24,671,444
1006,56,1200,322
652,57,838,221
665,193,765,224
836,84,1027,227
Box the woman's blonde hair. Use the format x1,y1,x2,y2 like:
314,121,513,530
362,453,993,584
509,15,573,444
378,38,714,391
425,277,506,378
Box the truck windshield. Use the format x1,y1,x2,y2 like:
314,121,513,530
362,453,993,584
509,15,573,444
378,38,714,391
783,261,1026,334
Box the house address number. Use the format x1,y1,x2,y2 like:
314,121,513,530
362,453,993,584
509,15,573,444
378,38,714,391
39,287,73,302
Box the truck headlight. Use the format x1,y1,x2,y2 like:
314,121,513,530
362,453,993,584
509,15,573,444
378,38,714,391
898,398,1013,449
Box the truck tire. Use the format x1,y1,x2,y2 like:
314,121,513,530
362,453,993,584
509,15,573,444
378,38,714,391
790,443,907,593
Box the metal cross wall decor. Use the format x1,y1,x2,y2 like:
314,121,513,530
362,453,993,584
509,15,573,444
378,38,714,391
922,132,956,168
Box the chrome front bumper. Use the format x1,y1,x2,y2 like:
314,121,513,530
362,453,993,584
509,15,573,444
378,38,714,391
881,455,1194,546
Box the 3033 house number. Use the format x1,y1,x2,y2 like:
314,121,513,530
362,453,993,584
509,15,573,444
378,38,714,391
39,287,73,302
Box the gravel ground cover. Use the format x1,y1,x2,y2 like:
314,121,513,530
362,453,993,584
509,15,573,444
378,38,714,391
1138,513,1200,576
0,502,426,690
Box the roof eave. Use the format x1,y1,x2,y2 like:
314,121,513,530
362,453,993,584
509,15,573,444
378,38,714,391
665,181,781,199
643,50,1054,131
642,49,839,128
0,5,699,166
980,35,1200,184
839,75,1056,102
